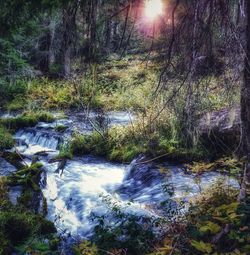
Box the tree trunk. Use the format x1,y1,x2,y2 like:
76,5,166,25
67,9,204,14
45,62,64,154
240,0,250,201
38,18,56,74
61,3,78,77
85,0,98,63
48,18,56,68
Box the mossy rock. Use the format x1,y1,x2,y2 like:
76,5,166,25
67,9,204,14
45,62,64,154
55,124,67,132
7,162,43,189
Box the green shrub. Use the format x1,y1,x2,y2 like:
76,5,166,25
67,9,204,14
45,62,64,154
185,157,243,175
0,79,28,103
88,131,109,156
73,240,98,255
35,111,54,122
69,132,109,156
189,179,239,213
0,212,33,245
0,211,57,246
28,78,76,109
70,133,89,155
185,180,250,254
5,96,27,111
92,198,158,255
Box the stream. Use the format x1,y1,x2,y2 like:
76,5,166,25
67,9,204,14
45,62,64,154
0,111,239,243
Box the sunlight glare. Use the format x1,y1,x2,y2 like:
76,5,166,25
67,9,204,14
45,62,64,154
145,0,163,20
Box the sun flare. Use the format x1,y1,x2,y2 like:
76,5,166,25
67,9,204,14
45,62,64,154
144,0,163,20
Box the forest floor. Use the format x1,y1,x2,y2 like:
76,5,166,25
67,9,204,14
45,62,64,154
0,54,241,163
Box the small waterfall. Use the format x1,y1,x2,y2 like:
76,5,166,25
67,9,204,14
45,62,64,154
42,157,128,238
15,128,61,151
7,112,239,243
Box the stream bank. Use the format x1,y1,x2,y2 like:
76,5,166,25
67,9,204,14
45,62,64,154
0,111,239,253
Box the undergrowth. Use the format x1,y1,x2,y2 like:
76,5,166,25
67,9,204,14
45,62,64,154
65,108,213,163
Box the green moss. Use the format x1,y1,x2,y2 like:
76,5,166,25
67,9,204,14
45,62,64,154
0,111,54,131
42,195,48,216
109,144,143,163
7,162,43,190
69,132,110,157
66,111,215,164
0,126,14,150
87,132,109,156
17,189,33,208
36,111,54,122
120,145,143,162
55,124,67,132
29,242,50,251
0,177,10,208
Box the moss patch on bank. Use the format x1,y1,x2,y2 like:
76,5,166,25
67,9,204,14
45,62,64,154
65,112,209,163
0,126,14,150
0,111,54,131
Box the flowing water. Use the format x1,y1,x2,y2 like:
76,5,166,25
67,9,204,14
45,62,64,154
1,111,238,242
